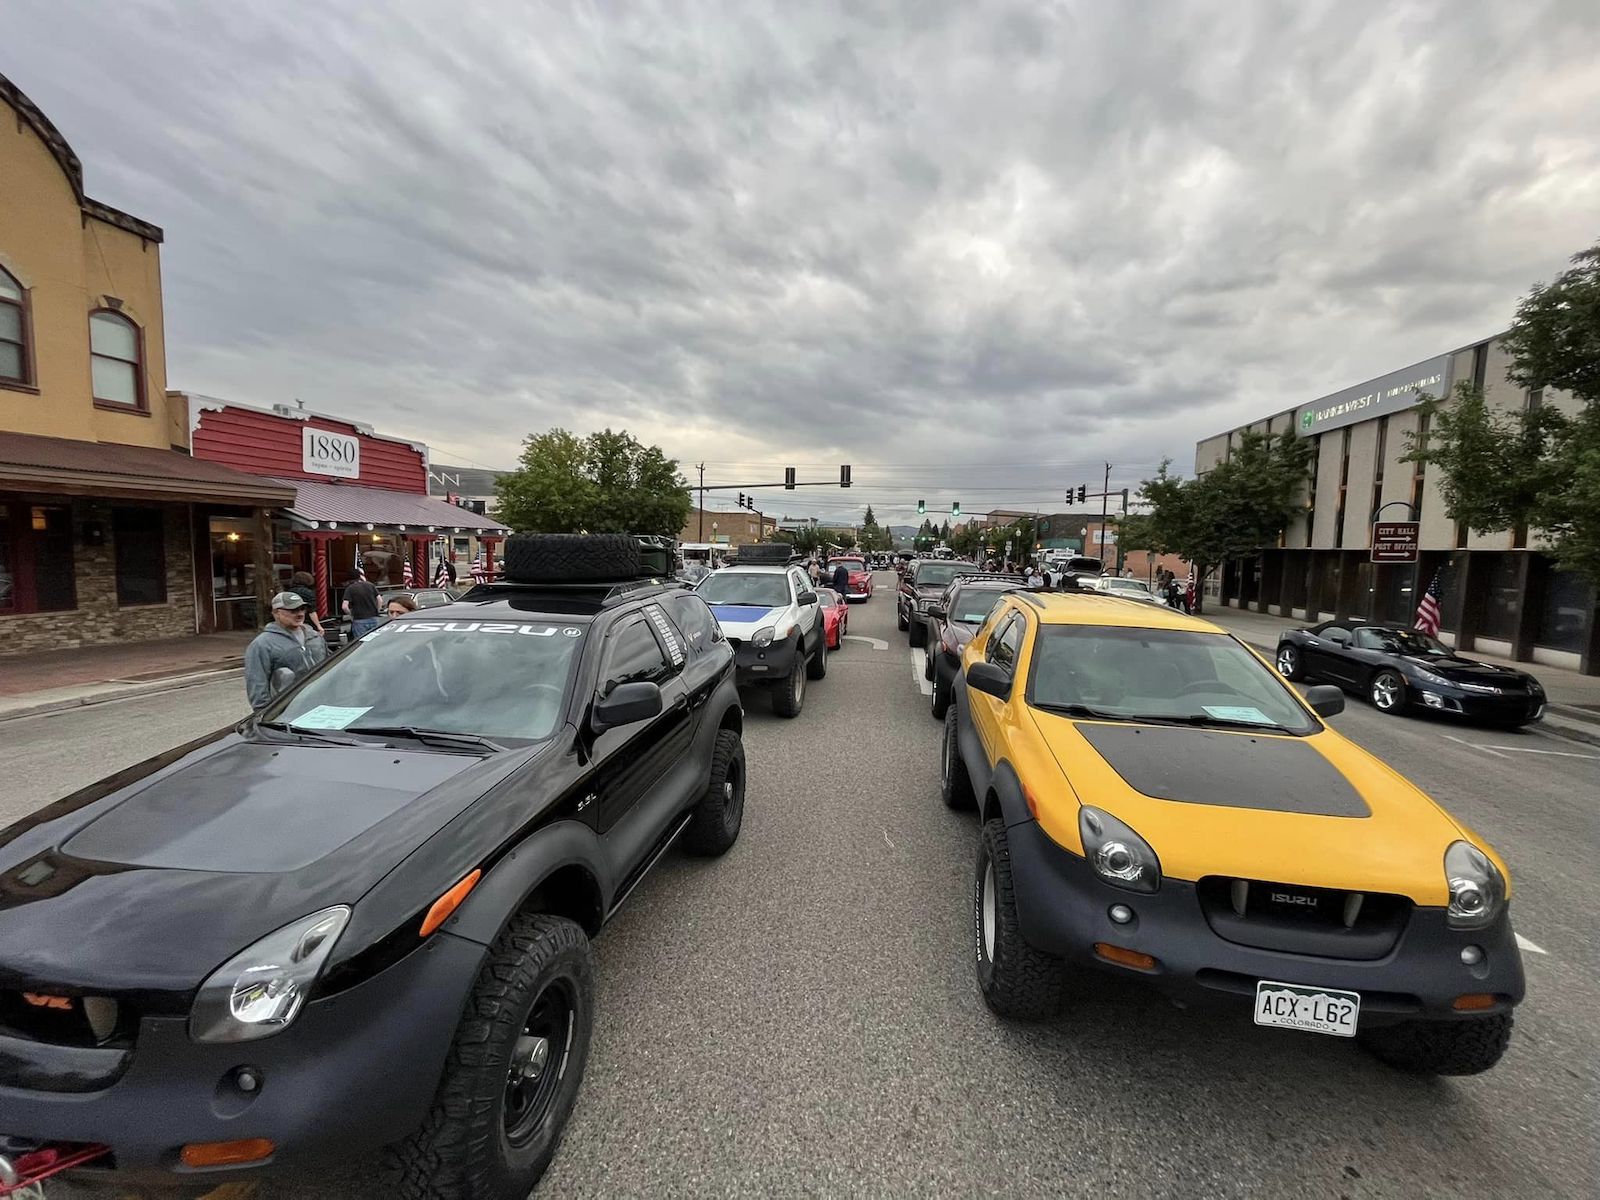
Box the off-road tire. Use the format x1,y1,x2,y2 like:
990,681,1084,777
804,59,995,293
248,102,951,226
931,673,950,721
1358,1012,1513,1075
502,534,639,583
897,607,909,631
389,913,594,1198
940,706,975,809
1276,643,1303,681
976,819,1068,1020
924,645,936,680
771,651,806,718
909,618,926,648
806,624,829,680
681,728,745,856
737,543,794,565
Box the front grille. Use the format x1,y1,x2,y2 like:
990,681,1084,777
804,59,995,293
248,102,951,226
1196,877,1412,960
0,991,131,1049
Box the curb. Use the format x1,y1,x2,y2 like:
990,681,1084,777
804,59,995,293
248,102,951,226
0,667,244,724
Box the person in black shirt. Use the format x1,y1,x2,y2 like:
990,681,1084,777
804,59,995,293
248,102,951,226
342,570,382,640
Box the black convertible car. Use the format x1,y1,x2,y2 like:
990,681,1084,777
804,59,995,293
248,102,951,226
0,535,745,1196
1275,621,1546,726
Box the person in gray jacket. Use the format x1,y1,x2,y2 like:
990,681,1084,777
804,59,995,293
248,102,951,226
245,591,328,709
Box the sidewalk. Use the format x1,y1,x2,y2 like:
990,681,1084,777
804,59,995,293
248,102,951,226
0,630,256,722
1199,604,1600,743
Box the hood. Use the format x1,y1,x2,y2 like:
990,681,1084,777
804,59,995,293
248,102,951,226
0,733,532,994
1030,712,1467,903
1405,654,1531,686
707,604,784,636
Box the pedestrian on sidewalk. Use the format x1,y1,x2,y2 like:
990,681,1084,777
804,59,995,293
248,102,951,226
343,570,382,640
288,570,324,636
832,559,850,596
245,592,328,709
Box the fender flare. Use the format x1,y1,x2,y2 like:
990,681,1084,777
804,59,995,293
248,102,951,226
985,758,1034,829
445,820,613,946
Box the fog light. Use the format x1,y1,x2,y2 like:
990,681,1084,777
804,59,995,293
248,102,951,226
1422,693,1444,709
180,1138,275,1168
1093,942,1157,970
1109,904,1134,925
1460,945,1484,966
234,1066,262,1093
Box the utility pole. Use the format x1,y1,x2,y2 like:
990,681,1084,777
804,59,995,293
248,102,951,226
697,462,705,541
1118,487,1129,573
1099,462,1111,561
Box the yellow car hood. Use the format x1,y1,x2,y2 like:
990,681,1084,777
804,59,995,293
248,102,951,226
1032,711,1476,906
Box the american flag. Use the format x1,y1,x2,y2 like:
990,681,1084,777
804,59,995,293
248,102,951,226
470,552,487,583
1414,569,1443,636
401,554,414,587
353,552,366,581
435,555,449,588
1184,570,1195,611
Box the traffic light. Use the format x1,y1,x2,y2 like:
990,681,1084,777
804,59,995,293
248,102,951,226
1076,484,1088,504
737,492,747,509
951,501,961,517
784,466,797,490
917,499,926,514
840,464,852,488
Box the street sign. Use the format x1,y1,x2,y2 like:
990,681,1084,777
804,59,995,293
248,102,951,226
1370,521,1420,564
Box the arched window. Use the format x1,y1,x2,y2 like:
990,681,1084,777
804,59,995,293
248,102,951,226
0,267,29,386
90,309,144,410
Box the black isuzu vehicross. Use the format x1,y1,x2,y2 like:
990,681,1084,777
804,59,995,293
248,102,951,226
0,535,746,1197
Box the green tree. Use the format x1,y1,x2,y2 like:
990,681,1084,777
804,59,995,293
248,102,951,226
1406,241,1600,583
496,428,692,537
1122,429,1315,612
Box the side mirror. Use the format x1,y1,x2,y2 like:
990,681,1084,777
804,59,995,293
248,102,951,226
798,590,818,606
1304,684,1345,718
593,681,663,730
1325,631,1350,646
965,660,1011,700
928,604,946,619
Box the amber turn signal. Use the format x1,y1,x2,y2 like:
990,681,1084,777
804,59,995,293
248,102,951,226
1452,993,1497,1011
1093,942,1157,970
420,869,483,938
180,1138,275,1168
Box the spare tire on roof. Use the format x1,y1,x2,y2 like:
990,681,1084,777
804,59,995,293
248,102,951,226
736,543,793,565
502,534,641,583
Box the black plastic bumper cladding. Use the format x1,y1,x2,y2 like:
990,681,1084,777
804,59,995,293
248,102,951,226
1074,724,1369,817
733,634,798,685
0,931,485,1181
1002,820,1525,1022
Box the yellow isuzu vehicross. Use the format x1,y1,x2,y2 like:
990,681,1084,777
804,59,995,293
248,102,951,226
941,591,1524,1075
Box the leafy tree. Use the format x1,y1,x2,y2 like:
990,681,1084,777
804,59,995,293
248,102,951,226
1122,430,1314,612
1406,240,1600,583
863,505,876,526
496,428,692,537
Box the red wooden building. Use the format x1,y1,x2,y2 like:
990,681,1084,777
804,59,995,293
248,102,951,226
183,395,509,628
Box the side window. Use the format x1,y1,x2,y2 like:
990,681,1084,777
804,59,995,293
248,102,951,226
663,593,718,653
1352,628,1383,650
789,569,808,597
1320,624,1352,644
987,612,1025,672
600,618,671,696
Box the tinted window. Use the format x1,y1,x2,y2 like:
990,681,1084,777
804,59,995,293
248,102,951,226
268,620,584,742
915,563,961,588
665,593,719,652
988,612,1024,671
948,586,1014,625
602,619,670,694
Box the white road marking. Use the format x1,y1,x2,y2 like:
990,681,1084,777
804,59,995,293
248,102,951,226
883,829,896,850
1516,934,1547,955
910,648,933,695
843,634,889,651
1442,734,1509,758
1482,744,1600,760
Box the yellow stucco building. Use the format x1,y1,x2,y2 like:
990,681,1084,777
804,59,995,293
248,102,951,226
1,72,292,654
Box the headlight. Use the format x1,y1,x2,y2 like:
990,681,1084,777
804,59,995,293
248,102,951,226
1413,667,1452,687
1444,841,1504,929
1078,807,1161,893
917,599,933,612
190,907,350,1043
752,626,775,648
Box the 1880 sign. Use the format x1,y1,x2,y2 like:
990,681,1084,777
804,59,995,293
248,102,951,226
302,427,361,478
1370,521,1420,564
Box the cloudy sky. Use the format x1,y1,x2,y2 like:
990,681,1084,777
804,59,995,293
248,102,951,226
9,0,1600,525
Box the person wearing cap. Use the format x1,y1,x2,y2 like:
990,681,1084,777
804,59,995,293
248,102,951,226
244,591,329,709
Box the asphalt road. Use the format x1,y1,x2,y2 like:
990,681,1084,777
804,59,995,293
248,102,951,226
8,574,1596,1199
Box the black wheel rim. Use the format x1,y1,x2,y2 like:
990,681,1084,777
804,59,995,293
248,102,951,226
503,979,575,1148
723,755,743,822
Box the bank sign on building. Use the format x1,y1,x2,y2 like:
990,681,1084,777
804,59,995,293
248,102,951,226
1296,356,1451,437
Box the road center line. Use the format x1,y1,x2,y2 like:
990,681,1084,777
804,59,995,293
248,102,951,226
1441,734,1510,758
1482,744,1600,760
1515,934,1547,955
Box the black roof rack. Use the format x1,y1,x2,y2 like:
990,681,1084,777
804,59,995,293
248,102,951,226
457,577,688,608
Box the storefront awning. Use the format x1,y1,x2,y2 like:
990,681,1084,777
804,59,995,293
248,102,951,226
275,477,510,535
0,432,297,506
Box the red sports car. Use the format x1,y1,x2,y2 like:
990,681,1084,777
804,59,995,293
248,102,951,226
818,587,849,648
828,557,874,602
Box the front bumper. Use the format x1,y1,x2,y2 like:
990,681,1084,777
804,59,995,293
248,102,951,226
731,633,800,686
1004,821,1525,1025
0,933,484,1186
1409,684,1544,723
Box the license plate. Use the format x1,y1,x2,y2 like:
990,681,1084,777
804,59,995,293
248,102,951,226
1253,980,1360,1037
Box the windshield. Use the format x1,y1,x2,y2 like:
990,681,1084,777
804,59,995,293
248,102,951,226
697,572,791,607
264,619,584,742
915,563,961,588
1102,579,1151,594
1364,628,1451,656
1064,558,1103,575
817,589,840,607
832,559,865,573
1029,626,1317,734
948,588,1013,624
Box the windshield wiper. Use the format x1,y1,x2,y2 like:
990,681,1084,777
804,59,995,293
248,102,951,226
1031,702,1125,720
256,720,363,745
1122,712,1298,734
344,725,505,753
